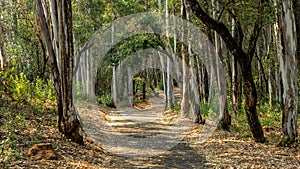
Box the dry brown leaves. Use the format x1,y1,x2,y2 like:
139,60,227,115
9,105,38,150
2,104,300,169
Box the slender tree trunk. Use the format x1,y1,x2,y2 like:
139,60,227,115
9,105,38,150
0,0,6,70
111,3,117,105
263,26,274,105
212,0,231,129
180,0,190,116
158,0,168,106
0,23,6,70
172,2,182,89
231,16,243,115
49,0,60,73
128,67,134,107
166,0,174,109
257,42,263,102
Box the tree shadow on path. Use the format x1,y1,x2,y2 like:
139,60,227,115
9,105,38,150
105,142,212,168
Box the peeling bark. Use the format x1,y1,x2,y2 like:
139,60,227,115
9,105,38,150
275,0,298,145
35,0,83,145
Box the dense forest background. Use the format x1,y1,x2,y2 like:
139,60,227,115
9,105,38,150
0,0,300,168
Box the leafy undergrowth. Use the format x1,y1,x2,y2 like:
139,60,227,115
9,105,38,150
0,97,300,168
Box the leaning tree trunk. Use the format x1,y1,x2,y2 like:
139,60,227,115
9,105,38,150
187,0,265,142
36,0,83,145
275,0,298,145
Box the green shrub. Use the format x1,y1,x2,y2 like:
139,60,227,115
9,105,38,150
158,81,164,90
97,94,115,108
258,102,282,127
0,68,56,109
173,100,181,113
9,72,32,102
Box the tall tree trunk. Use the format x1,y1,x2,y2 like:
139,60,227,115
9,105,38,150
231,15,243,115
35,0,83,145
263,26,274,105
172,2,182,89
128,67,134,107
0,0,6,70
158,0,168,106
187,0,265,142
49,0,60,73
166,0,175,109
212,0,231,130
275,0,298,145
0,23,6,70
180,0,190,116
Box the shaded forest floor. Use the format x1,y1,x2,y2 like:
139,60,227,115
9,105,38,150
1,98,300,168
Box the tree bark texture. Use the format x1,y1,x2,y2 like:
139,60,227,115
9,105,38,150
35,0,83,145
276,0,298,144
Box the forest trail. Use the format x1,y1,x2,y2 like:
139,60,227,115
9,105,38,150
78,90,300,168
86,89,207,168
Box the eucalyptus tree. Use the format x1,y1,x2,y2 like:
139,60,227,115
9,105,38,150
35,0,83,144
165,0,175,110
211,0,231,130
274,0,298,145
180,0,190,117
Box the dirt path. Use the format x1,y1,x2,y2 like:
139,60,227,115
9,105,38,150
77,90,208,168
80,112,207,168
76,90,300,168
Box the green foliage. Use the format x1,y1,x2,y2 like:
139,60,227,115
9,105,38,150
97,94,115,108
9,72,31,102
230,111,250,136
107,34,163,64
158,81,164,90
0,68,55,110
173,100,181,113
74,82,84,100
1,1,50,81
258,103,282,127
199,101,219,120
95,62,113,96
